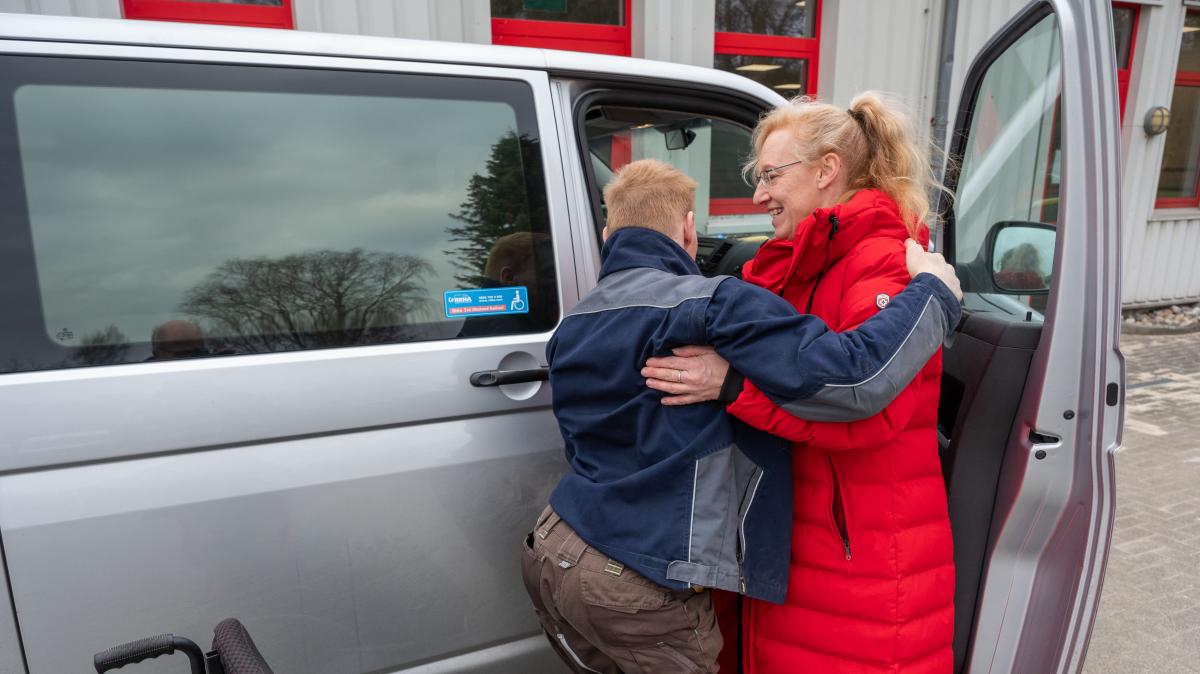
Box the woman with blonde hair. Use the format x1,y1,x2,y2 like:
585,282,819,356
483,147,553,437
644,91,955,673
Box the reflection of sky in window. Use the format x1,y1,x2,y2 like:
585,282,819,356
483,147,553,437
954,14,1058,263
14,85,519,344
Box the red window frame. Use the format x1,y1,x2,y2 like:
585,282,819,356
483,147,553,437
491,0,632,56
712,0,822,215
713,1,821,98
122,0,294,29
1114,2,1140,120
1157,8,1200,209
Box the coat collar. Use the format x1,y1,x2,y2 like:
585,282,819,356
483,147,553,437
741,189,928,295
598,227,700,279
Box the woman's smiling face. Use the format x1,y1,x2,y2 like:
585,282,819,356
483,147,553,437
753,128,824,241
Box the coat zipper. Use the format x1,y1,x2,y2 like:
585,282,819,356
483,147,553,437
803,214,839,313
828,455,852,561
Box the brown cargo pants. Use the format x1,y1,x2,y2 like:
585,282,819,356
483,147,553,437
520,506,722,674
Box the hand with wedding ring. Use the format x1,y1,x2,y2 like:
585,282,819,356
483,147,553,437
641,345,730,405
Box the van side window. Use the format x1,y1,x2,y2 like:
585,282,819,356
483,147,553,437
0,57,557,372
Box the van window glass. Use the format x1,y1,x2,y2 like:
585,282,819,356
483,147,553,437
0,57,556,373
950,13,1060,319
583,106,771,236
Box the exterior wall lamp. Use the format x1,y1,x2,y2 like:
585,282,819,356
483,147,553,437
1144,106,1171,136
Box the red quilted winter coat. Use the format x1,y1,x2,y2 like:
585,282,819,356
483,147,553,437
728,189,954,674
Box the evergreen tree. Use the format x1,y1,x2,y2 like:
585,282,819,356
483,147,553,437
445,131,546,287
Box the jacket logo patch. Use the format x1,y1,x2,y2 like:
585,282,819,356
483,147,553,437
875,293,891,309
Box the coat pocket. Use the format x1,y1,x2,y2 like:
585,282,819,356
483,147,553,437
828,455,852,561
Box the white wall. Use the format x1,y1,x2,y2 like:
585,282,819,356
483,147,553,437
633,0,715,66
1127,213,1200,304
0,0,118,18
818,0,942,125
292,0,490,43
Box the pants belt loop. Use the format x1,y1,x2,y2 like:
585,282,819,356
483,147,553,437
536,508,561,540
553,525,587,568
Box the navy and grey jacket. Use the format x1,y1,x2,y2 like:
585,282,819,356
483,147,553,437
546,227,960,604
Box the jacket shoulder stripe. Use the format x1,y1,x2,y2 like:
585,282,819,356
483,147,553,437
781,295,945,421
566,268,729,318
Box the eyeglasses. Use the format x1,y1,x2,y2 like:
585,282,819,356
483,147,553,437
754,159,805,187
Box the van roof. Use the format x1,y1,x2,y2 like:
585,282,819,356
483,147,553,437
0,13,787,107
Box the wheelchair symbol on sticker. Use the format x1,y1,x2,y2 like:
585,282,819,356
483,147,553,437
511,296,526,311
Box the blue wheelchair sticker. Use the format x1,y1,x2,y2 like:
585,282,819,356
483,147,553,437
443,286,529,319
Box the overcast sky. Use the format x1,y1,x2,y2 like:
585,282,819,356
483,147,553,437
15,84,527,344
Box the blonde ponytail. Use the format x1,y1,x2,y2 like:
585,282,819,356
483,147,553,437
746,91,950,237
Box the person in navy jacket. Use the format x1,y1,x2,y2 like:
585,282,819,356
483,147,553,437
520,159,961,674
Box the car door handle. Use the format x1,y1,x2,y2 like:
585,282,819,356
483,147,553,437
470,367,549,387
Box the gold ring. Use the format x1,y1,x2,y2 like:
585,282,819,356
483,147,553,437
676,370,683,383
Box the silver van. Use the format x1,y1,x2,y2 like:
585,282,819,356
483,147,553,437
0,1,1123,672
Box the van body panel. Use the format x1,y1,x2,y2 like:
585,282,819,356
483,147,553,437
0,410,564,673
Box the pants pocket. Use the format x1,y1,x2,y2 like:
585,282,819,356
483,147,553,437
630,641,702,673
520,532,546,612
578,568,671,614
578,569,720,672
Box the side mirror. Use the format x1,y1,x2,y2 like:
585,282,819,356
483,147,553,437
986,221,1055,294
664,127,697,151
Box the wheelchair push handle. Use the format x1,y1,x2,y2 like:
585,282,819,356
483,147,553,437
94,633,207,674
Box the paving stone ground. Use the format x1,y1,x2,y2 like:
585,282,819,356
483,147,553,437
1082,330,1200,674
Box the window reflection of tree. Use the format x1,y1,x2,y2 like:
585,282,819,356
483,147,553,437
445,130,558,335
180,248,433,353
445,131,548,288
75,325,130,366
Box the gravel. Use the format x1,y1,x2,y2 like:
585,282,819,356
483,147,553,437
1123,303,1200,330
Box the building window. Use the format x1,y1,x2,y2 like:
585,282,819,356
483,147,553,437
1113,2,1139,120
491,0,632,56
1157,10,1200,208
712,0,820,214
713,0,819,96
122,0,293,28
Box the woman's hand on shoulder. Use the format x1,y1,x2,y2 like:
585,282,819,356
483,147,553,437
905,239,962,300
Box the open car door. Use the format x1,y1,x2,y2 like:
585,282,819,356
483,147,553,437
938,1,1124,673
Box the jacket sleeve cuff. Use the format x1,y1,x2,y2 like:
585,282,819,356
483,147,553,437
912,272,962,330
718,369,745,403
